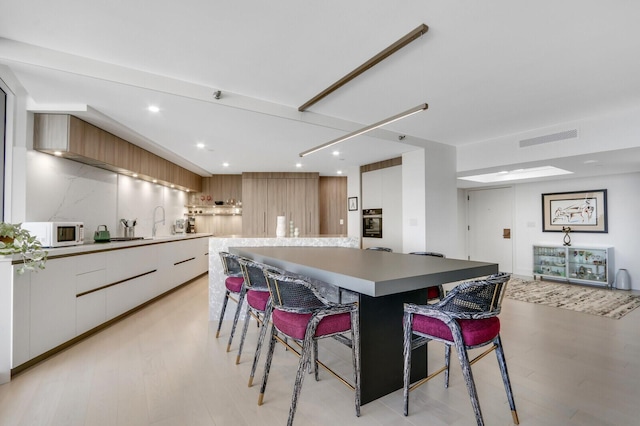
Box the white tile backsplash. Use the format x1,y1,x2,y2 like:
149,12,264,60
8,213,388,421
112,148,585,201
26,151,187,241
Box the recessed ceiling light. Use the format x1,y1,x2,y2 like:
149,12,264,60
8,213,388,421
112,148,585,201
458,166,573,183
148,105,160,113
295,163,302,168
222,162,229,167
332,151,340,156
196,142,205,149
337,170,343,175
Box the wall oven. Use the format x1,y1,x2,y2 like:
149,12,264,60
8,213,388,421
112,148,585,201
362,208,383,238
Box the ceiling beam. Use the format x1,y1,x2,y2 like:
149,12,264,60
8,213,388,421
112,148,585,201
297,23,429,112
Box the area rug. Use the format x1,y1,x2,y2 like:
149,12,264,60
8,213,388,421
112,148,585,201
504,278,640,319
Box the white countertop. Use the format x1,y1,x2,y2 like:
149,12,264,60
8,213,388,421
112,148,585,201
3,233,213,261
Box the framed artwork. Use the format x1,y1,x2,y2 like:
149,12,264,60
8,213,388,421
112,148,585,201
542,189,607,233
348,197,358,211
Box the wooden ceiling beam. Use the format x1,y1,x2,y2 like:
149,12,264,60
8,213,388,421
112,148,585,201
298,23,429,112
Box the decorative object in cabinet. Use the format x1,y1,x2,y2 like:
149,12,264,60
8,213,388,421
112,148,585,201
533,245,614,288
185,205,242,216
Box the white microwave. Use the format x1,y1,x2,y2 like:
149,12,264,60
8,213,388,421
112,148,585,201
21,222,85,248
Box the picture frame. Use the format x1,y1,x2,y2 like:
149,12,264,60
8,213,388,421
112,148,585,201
348,197,358,211
542,189,608,233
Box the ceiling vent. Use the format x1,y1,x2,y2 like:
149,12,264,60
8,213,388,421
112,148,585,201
519,129,578,148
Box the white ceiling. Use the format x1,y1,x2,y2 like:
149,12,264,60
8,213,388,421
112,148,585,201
1,1,640,185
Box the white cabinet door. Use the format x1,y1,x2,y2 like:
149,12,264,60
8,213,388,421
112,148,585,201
195,237,209,274
29,257,77,358
105,273,155,319
76,253,107,335
12,268,31,367
105,245,158,320
160,239,204,290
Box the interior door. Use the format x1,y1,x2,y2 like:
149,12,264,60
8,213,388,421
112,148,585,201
467,187,513,273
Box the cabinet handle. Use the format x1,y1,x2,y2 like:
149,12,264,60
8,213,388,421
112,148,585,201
76,269,157,297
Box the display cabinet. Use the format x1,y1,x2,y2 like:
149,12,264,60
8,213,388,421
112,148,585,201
533,245,614,287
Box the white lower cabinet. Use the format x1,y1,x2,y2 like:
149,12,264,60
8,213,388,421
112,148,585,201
12,236,210,369
156,238,209,294
28,257,78,360
105,244,158,320
12,269,31,367
76,253,107,335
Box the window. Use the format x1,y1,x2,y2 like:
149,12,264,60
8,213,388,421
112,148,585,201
0,84,6,221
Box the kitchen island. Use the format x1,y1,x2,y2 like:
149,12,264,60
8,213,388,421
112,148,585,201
230,246,498,404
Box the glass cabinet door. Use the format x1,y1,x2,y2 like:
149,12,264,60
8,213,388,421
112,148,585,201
567,248,608,283
533,246,566,278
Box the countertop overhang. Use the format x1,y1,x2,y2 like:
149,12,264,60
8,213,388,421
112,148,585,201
3,233,213,262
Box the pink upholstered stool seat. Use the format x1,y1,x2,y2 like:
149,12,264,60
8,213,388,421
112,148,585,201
272,310,351,340
412,315,500,346
225,276,244,293
247,289,270,311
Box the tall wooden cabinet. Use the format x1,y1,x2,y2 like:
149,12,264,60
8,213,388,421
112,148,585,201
242,173,319,236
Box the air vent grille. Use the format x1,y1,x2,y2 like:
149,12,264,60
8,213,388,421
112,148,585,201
519,129,578,147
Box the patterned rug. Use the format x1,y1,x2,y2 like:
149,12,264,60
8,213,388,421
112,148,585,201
505,278,640,319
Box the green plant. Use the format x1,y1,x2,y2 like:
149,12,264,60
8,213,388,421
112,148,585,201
0,222,48,274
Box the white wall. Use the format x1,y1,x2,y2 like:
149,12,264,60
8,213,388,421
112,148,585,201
26,150,186,240
346,165,361,242
402,146,458,257
471,172,640,289
402,151,427,253
423,143,458,258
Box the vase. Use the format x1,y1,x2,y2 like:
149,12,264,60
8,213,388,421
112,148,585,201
276,216,286,237
615,269,631,290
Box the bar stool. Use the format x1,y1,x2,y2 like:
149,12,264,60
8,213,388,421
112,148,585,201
236,258,285,387
259,270,361,426
402,272,518,426
366,246,392,252
216,251,247,352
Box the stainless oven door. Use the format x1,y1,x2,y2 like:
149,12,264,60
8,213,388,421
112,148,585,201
362,209,383,238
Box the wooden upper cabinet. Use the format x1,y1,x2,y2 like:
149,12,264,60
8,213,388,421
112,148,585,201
319,176,346,235
242,178,268,236
138,149,157,178
114,137,134,171
34,113,202,192
241,173,319,237
67,116,84,154
100,131,116,166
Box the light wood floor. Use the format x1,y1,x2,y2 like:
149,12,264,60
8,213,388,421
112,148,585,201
1,275,639,425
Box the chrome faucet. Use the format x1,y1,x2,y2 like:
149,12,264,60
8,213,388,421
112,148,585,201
152,205,165,237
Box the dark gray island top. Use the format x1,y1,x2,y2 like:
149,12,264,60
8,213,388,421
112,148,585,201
229,246,498,297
